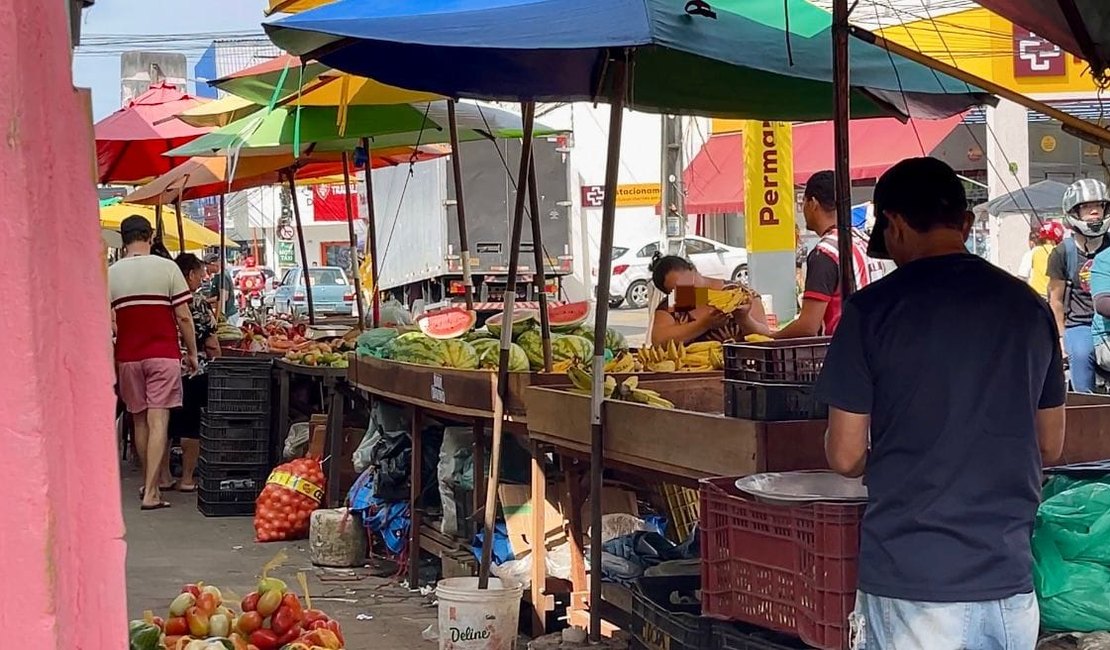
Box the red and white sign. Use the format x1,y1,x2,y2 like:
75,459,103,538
580,185,604,208
311,184,359,222
1013,27,1065,77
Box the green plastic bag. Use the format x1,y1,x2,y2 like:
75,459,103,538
1033,483,1110,632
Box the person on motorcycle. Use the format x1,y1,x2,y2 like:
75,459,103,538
1019,221,1064,298
1048,178,1110,393
235,255,266,313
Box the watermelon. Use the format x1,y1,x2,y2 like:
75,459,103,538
465,328,496,342
516,329,545,370
387,332,445,366
486,309,538,340
552,335,594,363
472,339,529,372
441,339,480,369
548,301,591,333
606,327,629,353
417,308,477,340
567,325,593,340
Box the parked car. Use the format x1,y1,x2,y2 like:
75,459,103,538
608,236,749,309
273,266,356,316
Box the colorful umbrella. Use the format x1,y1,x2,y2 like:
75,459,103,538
99,201,237,250
172,95,262,129
164,101,554,159
94,82,211,184
265,0,332,15
265,0,992,120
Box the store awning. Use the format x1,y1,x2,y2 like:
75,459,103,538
683,115,964,214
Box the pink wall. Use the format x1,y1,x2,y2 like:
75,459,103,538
0,2,127,647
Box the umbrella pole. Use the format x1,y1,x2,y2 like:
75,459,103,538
286,171,316,324
479,102,536,588
342,152,366,330
528,159,553,372
588,54,627,643
155,203,165,243
447,101,476,311
833,0,855,299
218,194,227,322
173,197,186,255
360,137,381,327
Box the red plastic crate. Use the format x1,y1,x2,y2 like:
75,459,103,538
700,476,863,650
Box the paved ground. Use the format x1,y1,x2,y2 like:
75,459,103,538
607,308,649,348
122,465,438,649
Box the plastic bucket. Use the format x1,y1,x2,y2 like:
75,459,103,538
436,577,524,650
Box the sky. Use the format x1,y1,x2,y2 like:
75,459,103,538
72,0,266,120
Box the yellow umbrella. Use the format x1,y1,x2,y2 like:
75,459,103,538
173,95,262,129
266,0,333,15
100,202,238,250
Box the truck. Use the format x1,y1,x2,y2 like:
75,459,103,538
368,136,573,314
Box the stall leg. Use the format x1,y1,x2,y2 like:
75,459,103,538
472,420,486,528
275,366,291,466
564,465,588,614
529,441,548,636
325,379,345,507
409,407,424,587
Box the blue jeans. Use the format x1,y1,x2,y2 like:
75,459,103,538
1065,324,1096,393
851,591,1039,650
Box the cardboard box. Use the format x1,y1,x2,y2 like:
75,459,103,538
498,482,637,557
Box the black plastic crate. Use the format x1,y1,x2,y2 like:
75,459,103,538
724,380,829,421
200,411,269,441
197,492,258,517
629,581,713,650
724,339,830,384
714,621,812,650
207,358,272,415
199,433,270,466
196,460,267,517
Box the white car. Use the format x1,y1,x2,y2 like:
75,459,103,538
607,236,749,309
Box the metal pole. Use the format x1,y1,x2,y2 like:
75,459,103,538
287,171,316,324
342,152,367,330
588,52,627,643
360,137,381,327
173,197,186,254
660,114,686,256
479,102,536,588
155,202,165,243
528,159,554,372
218,194,227,322
833,0,855,299
448,101,476,311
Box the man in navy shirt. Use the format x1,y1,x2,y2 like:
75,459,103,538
815,157,1066,649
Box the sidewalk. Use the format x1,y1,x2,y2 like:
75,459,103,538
122,464,437,649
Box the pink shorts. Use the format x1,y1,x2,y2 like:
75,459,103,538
117,358,183,413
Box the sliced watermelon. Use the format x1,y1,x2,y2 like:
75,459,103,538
486,309,539,340
548,301,591,333
417,308,477,340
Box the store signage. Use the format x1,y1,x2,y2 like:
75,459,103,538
579,183,661,208
311,184,359,222
743,121,795,253
277,241,295,266
1013,27,1065,77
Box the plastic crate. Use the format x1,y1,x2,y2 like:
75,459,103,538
657,483,700,543
629,580,713,650
713,621,812,650
700,476,862,650
196,460,267,517
199,411,269,441
199,432,270,466
724,339,830,384
206,358,272,415
724,381,829,421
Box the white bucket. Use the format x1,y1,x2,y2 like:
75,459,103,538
436,577,524,650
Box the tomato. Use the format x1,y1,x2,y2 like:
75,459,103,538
237,611,263,635
276,622,303,645
242,591,260,612
164,616,188,636
326,619,344,645
181,584,201,598
249,628,281,650
271,604,297,636
151,615,165,631
302,609,328,627
196,591,219,615
281,593,304,621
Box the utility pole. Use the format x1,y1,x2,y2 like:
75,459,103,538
660,114,686,255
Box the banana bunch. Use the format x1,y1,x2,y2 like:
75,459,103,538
605,351,637,373
744,333,774,343
707,288,752,314
551,358,577,373
637,341,682,372
638,340,722,372
685,341,726,370
566,369,676,409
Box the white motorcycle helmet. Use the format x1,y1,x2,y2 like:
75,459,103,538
1063,178,1110,237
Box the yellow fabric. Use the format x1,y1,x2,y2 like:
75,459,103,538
175,96,261,128
266,0,333,15
100,203,238,250
1030,243,1053,296
287,73,441,107
358,253,375,295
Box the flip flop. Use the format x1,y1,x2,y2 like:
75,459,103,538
140,501,172,511
139,483,178,500
177,484,198,493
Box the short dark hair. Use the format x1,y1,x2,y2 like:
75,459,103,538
120,215,153,246
175,252,204,278
649,253,695,292
804,171,836,211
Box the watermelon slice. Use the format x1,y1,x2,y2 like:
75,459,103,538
486,309,539,340
548,301,591,333
417,308,477,340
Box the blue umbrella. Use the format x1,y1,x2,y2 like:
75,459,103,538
265,0,991,119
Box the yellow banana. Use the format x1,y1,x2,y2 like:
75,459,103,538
567,366,593,392
648,360,677,372
622,376,639,391
744,333,774,343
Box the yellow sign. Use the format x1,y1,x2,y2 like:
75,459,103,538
743,121,796,253
1041,135,1058,153
615,183,661,207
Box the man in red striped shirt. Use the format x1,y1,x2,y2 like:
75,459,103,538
109,216,198,510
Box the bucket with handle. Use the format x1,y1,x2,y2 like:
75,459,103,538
436,577,524,650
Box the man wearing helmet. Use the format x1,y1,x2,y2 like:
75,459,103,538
1048,178,1110,393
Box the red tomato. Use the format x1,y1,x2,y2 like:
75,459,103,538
164,616,188,636
241,592,260,612
281,593,304,621
237,610,263,635
181,584,201,598
302,609,328,627
249,628,281,650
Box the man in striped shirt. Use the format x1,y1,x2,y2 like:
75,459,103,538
109,216,198,510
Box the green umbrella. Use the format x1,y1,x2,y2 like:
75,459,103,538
165,101,557,159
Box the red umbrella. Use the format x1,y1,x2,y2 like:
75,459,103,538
94,82,211,185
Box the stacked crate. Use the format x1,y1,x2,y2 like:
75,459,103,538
722,339,830,421
198,357,273,517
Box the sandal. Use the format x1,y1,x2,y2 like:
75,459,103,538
139,482,178,500
140,501,172,511
177,484,198,493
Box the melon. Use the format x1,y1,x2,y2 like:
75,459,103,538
516,329,545,370
472,339,529,372
417,308,477,340
548,301,591,333
387,332,445,366
606,327,629,353
552,334,594,363
465,328,496,342
486,309,538,340
440,339,480,369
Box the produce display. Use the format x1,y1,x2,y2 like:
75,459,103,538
255,458,326,542
416,307,477,339
128,577,346,650
707,287,753,313
565,367,677,409
485,309,538,339
635,341,725,372
282,341,350,369
547,301,591,332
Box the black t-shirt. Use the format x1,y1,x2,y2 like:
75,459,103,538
1047,237,1110,328
815,254,1065,602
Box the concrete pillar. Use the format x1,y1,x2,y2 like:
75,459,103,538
986,98,1030,199
0,3,127,647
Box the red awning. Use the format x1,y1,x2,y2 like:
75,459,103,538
683,116,964,214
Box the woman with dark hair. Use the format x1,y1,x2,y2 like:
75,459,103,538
169,253,221,491
649,252,768,345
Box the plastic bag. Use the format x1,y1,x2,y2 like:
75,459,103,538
283,422,310,460
1033,483,1110,632
438,427,474,536
254,457,326,542
352,427,380,474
